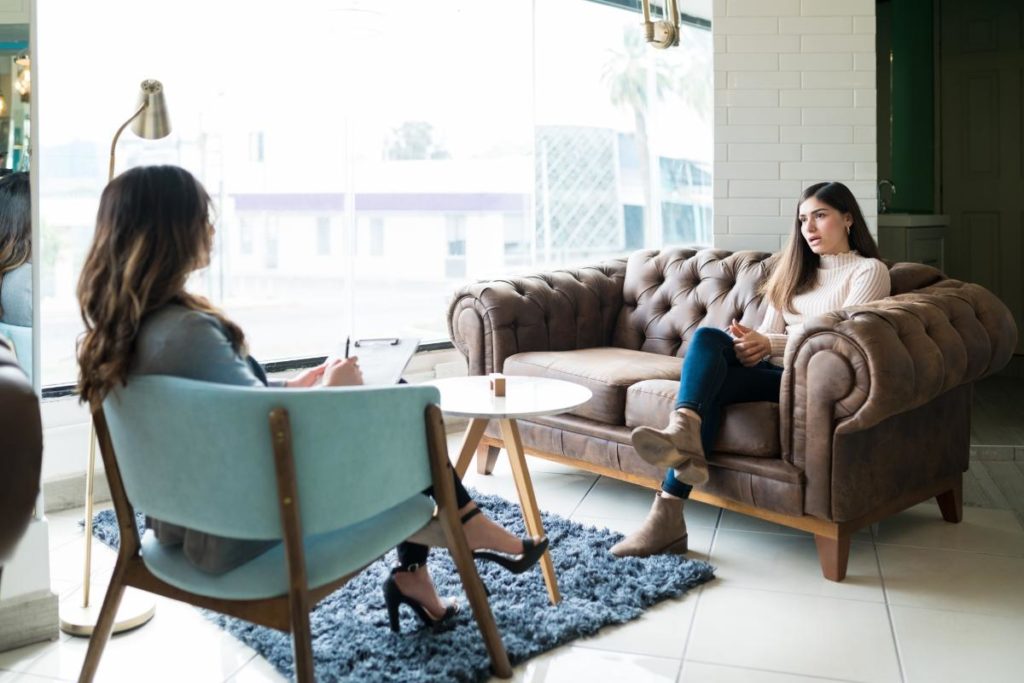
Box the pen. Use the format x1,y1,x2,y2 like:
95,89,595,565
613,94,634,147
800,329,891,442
344,336,350,359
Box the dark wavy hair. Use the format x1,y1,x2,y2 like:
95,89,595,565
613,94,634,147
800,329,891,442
762,181,882,313
76,165,246,407
0,172,31,318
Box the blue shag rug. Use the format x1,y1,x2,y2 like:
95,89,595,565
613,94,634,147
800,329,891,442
89,491,714,682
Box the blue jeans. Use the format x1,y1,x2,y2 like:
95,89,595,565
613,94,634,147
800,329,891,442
661,327,783,498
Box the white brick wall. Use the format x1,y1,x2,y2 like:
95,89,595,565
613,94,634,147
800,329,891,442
713,0,877,252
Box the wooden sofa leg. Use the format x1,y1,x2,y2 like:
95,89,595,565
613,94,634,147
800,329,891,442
814,533,851,582
936,476,963,523
476,444,500,475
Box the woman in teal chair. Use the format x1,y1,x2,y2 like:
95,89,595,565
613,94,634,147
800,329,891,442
76,165,547,633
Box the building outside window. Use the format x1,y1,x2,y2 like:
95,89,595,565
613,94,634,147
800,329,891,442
369,218,384,258
239,218,255,255
316,216,331,256
248,131,264,163
36,0,711,386
445,214,467,279
264,223,278,270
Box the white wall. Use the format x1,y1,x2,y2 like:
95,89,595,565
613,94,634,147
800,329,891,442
712,0,877,252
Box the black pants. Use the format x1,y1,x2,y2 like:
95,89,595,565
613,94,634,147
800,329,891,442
397,470,473,567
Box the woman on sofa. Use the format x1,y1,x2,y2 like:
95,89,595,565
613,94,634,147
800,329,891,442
612,181,890,557
76,165,547,632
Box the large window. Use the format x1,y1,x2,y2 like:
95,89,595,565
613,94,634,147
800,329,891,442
38,0,711,386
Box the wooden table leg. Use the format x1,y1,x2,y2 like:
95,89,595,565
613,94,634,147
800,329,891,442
453,418,489,478
498,418,561,604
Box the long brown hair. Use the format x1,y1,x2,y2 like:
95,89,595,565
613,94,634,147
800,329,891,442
762,181,881,313
0,172,31,318
77,165,246,407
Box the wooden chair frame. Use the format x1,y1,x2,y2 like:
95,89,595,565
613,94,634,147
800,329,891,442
78,403,512,682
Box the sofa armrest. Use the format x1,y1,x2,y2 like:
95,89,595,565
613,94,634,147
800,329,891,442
783,280,1016,447
780,280,1017,515
447,260,627,375
0,344,42,559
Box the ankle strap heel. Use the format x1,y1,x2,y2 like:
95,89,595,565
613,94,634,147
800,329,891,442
382,564,459,634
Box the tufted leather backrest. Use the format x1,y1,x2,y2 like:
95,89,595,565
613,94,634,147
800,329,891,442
613,249,777,357
887,261,945,295
448,260,627,374
447,248,960,377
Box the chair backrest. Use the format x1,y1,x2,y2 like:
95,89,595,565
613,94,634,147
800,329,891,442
101,376,440,540
0,322,31,379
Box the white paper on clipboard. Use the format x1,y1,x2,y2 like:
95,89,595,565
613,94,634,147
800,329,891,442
332,337,419,386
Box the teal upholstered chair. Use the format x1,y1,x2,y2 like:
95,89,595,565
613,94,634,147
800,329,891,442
79,376,511,682
0,322,31,380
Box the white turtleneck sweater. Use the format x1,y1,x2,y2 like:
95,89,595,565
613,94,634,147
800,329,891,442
757,250,890,366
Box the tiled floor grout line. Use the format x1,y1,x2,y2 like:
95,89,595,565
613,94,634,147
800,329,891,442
873,525,907,683
684,658,863,682
221,652,259,683
564,474,602,518
871,540,1024,560
688,581,888,606
676,505,723,675
716,526,874,542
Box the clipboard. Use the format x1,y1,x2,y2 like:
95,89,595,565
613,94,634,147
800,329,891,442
332,337,419,386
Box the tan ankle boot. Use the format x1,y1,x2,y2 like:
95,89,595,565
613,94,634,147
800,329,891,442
631,409,707,478
674,458,709,486
610,492,688,557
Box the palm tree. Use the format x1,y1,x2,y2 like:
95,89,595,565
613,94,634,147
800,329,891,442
602,24,712,242
602,27,675,237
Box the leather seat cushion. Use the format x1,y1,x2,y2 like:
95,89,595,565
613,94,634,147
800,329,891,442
625,379,780,458
503,349,683,425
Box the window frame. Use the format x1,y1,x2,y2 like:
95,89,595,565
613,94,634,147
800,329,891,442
585,0,711,29
39,1,713,394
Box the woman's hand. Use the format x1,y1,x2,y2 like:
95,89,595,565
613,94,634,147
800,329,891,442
322,356,364,387
285,363,327,388
730,319,771,368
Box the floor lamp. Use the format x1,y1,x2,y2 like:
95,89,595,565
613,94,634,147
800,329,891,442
59,80,171,637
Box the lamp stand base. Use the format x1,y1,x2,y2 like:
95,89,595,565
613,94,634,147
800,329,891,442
59,584,155,637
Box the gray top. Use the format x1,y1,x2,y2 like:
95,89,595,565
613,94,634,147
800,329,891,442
131,304,267,387
0,263,32,326
132,303,278,574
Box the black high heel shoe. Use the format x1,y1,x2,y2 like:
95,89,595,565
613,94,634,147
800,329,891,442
462,507,550,575
382,564,459,634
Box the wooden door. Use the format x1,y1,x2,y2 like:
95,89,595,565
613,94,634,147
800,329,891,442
941,0,1024,354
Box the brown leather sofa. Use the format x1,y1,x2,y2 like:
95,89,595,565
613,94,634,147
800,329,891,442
447,248,1018,581
0,338,42,564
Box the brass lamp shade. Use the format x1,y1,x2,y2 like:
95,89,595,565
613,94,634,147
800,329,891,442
130,79,171,139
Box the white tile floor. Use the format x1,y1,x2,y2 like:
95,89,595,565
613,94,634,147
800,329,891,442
3,435,1024,683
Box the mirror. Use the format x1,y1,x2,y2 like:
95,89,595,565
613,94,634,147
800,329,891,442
0,20,31,386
